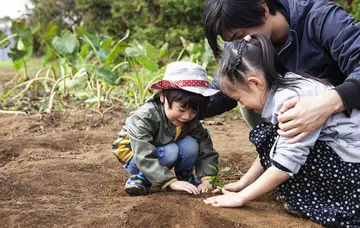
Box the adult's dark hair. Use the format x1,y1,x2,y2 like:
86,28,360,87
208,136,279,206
203,0,279,58
158,89,210,112
218,33,293,92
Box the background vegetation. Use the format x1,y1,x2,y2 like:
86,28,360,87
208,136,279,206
0,0,359,113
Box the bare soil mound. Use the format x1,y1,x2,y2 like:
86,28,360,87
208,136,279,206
0,109,320,227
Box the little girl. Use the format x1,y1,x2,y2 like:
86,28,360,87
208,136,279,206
112,61,219,196
203,34,360,227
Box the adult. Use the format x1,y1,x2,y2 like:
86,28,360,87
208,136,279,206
202,0,360,143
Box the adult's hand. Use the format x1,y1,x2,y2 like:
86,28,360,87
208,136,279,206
277,90,344,144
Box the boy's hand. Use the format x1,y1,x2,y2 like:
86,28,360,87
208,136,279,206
169,180,200,195
197,179,213,193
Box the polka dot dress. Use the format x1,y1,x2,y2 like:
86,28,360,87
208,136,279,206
249,121,360,227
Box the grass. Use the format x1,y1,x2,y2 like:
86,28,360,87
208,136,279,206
0,57,43,70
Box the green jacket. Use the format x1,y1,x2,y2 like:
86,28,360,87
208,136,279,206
112,97,219,188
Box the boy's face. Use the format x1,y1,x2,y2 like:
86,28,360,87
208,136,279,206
162,97,197,126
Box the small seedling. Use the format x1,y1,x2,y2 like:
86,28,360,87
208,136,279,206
209,164,231,188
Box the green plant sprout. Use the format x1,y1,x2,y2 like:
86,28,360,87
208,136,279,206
209,164,231,188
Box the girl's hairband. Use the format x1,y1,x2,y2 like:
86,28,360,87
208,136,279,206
244,35,252,42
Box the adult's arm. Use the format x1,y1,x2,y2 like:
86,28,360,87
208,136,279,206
316,1,360,113
278,1,360,141
200,64,238,119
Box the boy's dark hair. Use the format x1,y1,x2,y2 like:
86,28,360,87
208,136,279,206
203,0,279,58
158,89,210,112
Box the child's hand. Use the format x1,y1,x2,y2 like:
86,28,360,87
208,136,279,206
204,190,245,207
169,180,200,195
212,180,244,194
197,179,213,193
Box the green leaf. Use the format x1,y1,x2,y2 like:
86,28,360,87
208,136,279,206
143,41,158,61
11,20,32,46
63,68,88,91
135,54,158,72
80,43,90,58
12,59,24,70
106,41,129,64
43,21,58,42
100,37,113,50
158,42,168,59
96,49,110,62
82,33,100,50
52,30,80,56
43,46,56,66
95,66,118,85
125,46,141,57
208,164,218,171
220,167,231,172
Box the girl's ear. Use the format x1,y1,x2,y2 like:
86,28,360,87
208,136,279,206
247,76,265,91
159,93,165,102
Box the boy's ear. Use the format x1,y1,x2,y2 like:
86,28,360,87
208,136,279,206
247,76,265,91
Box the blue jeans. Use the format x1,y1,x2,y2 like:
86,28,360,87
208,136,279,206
125,136,199,175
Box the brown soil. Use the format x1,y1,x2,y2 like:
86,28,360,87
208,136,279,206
0,108,321,228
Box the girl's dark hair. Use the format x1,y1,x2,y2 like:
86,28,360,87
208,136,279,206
157,89,210,112
204,0,280,58
218,33,294,92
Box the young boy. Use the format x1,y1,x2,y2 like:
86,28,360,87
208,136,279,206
112,61,219,196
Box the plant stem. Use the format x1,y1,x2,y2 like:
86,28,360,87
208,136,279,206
0,33,18,47
0,110,26,115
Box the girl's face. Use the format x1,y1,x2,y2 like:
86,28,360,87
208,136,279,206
161,96,197,126
220,76,268,113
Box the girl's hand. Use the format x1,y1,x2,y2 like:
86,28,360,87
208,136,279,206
212,180,245,194
197,179,213,193
277,91,344,144
169,180,200,195
204,189,244,207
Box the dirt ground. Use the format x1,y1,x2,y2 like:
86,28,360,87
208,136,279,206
0,107,321,228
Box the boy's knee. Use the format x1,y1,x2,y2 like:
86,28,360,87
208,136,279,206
157,143,179,166
178,136,199,157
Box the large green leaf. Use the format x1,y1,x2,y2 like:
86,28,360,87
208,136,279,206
100,37,113,50
143,41,158,61
43,21,58,42
106,41,129,64
43,46,56,66
8,42,32,61
80,43,90,58
52,30,80,56
135,54,158,72
11,20,32,46
125,46,141,57
62,68,88,91
158,42,168,59
96,49,110,62
12,59,24,71
95,66,117,85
